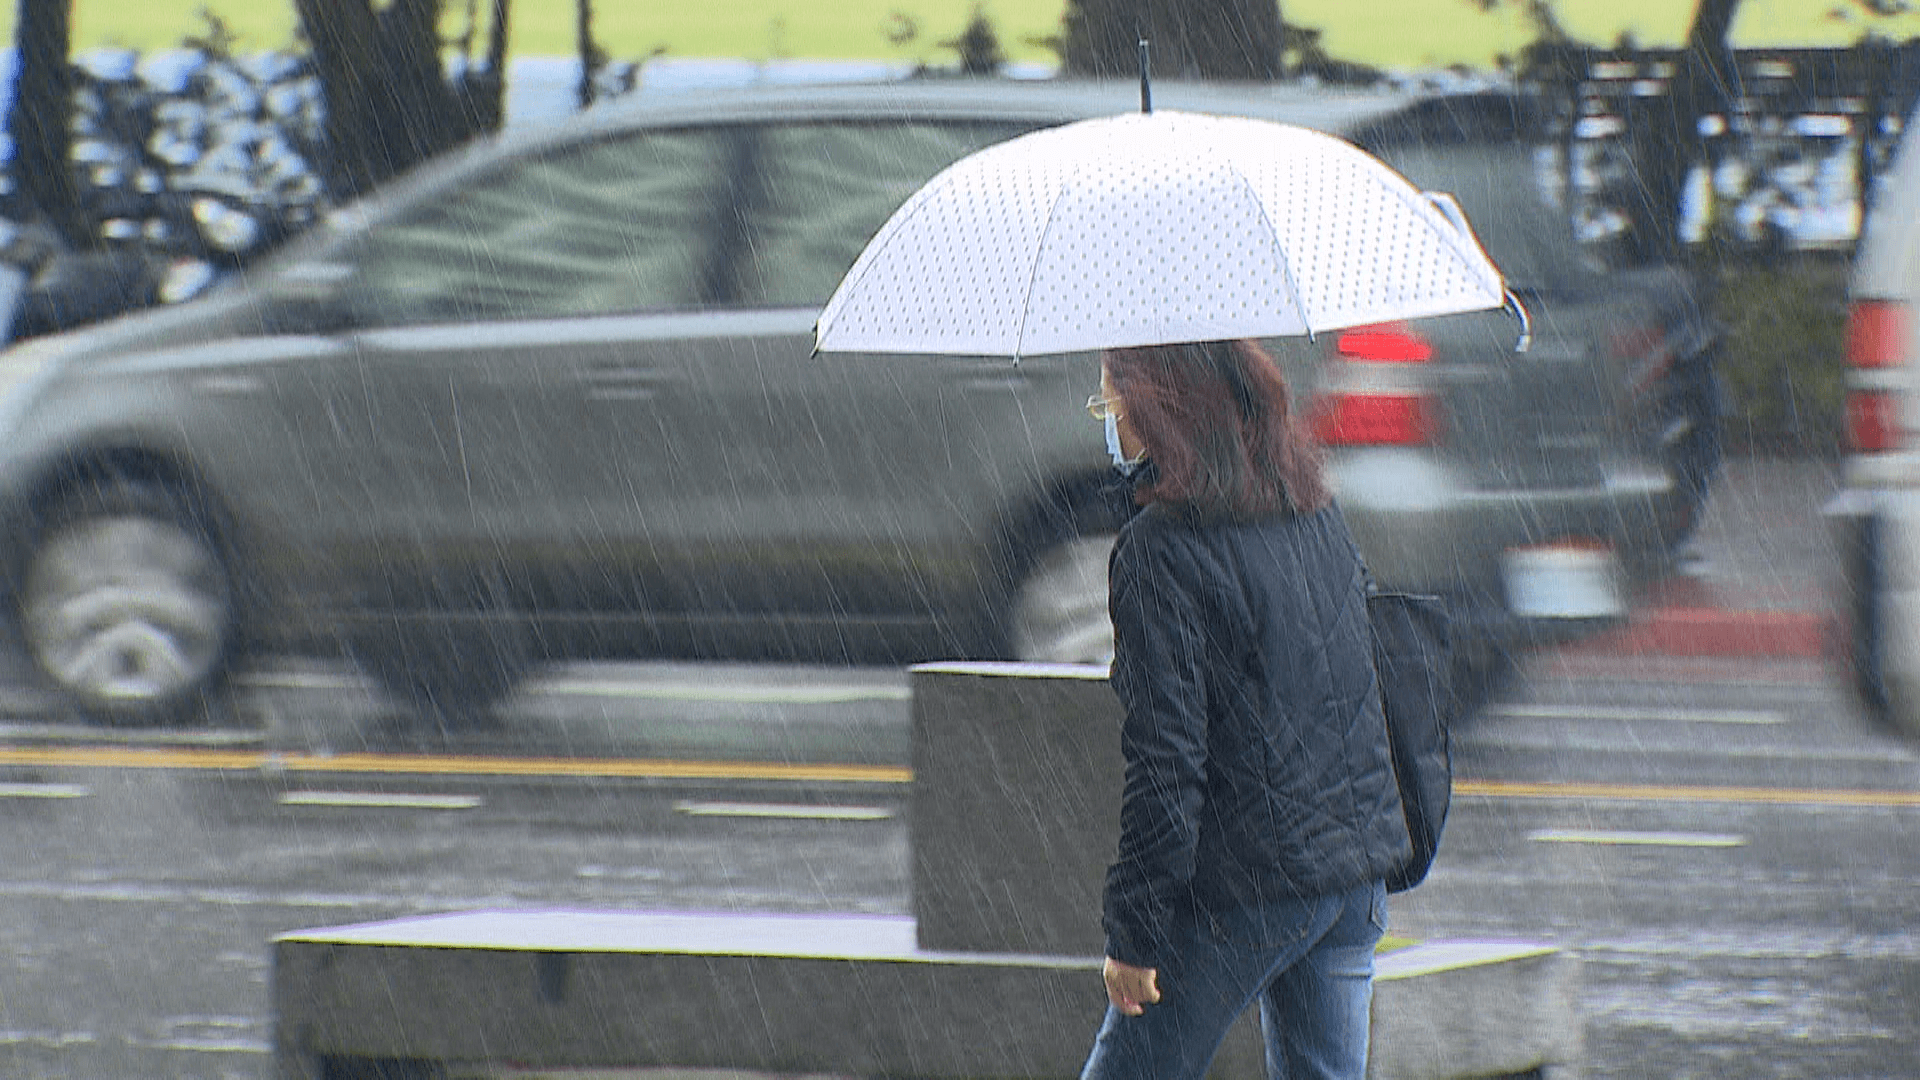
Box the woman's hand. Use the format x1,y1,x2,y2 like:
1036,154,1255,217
1103,956,1161,1016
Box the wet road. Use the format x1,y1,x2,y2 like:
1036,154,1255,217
0,652,1915,1079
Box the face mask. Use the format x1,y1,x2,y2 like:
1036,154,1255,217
1105,410,1147,477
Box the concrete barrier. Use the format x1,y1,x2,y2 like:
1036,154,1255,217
273,910,1576,1080
911,661,1118,955
273,910,1104,1080
907,661,1581,1077
269,662,1582,1079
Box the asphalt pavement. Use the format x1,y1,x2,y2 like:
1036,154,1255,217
1575,453,1843,659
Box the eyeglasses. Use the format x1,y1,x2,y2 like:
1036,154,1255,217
1086,394,1122,421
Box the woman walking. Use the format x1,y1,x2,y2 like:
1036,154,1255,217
1081,339,1409,1080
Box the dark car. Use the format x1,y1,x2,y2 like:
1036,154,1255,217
0,81,1718,724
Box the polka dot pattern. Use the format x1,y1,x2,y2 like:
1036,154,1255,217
816,111,1508,358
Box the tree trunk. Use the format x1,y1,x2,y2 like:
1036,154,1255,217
576,0,598,109
296,0,501,202
378,0,467,161
6,0,86,243
1631,0,1741,261
1061,0,1285,81
295,0,383,199
455,0,511,133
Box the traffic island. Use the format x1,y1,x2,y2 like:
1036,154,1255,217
270,662,1581,1079
273,911,1575,1079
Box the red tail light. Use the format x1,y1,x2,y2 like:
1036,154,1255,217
1312,324,1438,447
1312,395,1436,446
1845,300,1909,369
1845,301,1909,453
1336,326,1434,363
1849,390,1902,453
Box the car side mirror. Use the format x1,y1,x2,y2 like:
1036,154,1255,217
263,260,355,334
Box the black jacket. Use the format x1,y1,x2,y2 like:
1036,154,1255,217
1101,501,1409,969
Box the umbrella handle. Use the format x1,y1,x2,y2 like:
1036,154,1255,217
1504,288,1532,354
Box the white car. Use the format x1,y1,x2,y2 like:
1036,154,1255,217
1829,104,1920,741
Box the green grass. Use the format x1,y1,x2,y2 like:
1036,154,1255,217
16,1,1920,71
1712,256,1851,453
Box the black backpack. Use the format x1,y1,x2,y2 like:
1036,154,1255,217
1367,591,1455,893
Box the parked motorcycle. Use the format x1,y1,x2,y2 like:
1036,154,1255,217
0,46,332,343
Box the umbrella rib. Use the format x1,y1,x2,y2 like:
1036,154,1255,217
1369,172,1507,312
816,178,951,349
1226,162,1314,339
1012,175,1077,362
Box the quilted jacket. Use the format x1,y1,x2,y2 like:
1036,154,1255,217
1101,501,1410,969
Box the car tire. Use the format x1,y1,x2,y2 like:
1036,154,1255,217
1007,533,1118,665
1842,511,1896,731
18,479,237,725
350,611,535,731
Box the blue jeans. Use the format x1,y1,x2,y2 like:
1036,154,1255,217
1080,880,1387,1080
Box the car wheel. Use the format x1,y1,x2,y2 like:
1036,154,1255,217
1842,510,1896,732
1007,534,1117,665
351,614,534,731
18,480,236,724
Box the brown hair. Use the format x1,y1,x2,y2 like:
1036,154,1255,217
1103,339,1330,520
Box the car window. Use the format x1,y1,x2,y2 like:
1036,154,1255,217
1376,140,1603,294
340,127,738,326
731,121,1037,307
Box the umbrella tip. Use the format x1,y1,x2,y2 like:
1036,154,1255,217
1138,38,1152,114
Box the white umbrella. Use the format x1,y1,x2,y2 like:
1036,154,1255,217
814,109,1528,360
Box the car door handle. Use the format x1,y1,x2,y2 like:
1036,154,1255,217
579,366,675,401
193,373,267,396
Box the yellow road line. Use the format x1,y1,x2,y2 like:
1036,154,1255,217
0,747,911,785
0,746,1912,807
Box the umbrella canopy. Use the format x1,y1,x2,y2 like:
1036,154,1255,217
815,110,1518,360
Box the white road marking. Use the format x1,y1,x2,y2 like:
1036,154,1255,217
276,791,484,810
0,782,90,798
0,722,261,747
137,1016,269,1056
1489,704,1783,725
1528,828,1747,847
234,670,909,703
0,1029,97,1048
139,1038,269,1054
673,800,893,821
536,679,910,704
